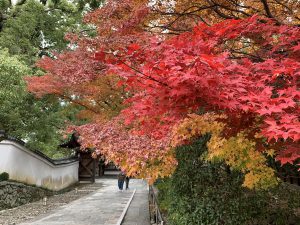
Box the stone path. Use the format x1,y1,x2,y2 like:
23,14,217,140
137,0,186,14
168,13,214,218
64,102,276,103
18,178,150,225
122,179,151,225
0,182,103,225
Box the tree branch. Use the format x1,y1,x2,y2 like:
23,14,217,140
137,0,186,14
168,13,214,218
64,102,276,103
260,0,274,18
111,54,171,88
57,93,100,114
273,0,300,22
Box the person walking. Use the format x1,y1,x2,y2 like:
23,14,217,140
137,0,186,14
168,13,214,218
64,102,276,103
98,158,105,176
117,171,126,191
125,176,130,190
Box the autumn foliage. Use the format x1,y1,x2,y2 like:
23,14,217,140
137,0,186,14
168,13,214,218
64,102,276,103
147,0,300,34
26,0,300,188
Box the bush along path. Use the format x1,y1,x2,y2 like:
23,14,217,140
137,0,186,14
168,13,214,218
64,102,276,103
156,136,300,225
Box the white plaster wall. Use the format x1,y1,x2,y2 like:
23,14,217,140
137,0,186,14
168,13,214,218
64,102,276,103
0,140,79,191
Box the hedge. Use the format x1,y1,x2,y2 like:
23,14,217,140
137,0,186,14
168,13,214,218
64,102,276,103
156,136,300,225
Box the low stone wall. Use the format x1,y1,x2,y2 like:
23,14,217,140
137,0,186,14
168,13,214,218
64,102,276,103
0,181,51,210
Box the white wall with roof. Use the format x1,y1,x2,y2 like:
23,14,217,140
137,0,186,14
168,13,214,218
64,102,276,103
0,140,78,191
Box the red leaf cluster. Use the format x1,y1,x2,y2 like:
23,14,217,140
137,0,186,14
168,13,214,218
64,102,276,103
98,16,300,164
27,3,300,170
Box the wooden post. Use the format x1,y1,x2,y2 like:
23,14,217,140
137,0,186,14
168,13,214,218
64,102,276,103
92,158,96,183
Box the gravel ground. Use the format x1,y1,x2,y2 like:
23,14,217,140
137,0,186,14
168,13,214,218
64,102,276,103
0,182,103,225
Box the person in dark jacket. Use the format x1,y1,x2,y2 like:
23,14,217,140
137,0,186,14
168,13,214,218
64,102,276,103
125,176,130,190
118,171,126,191
98,158,106,176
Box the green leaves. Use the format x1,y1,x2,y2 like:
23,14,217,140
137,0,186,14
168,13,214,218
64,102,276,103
0,0,10,10
0,49,29,126
0,0,85,64
0,0,91,157
0,49,65,156
156,138,300,225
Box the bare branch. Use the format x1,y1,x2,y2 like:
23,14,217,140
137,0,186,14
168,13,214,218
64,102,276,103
260,0,274,18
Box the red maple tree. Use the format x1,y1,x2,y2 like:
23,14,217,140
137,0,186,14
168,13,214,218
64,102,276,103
26,0,300,179
94,15,300,165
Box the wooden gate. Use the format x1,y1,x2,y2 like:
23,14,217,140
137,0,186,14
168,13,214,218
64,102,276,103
78,151,96,183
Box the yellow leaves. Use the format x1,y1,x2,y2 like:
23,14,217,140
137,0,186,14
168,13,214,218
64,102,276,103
125,164,140,177
105,146,177,184
171,113,226,147
254,132,264,139
138,151,177,184
68,74,125,122
208,133,278,190
206,136,226,160
265,149,275,157
172,113,278,190
76,109,100,121
243,167,278,190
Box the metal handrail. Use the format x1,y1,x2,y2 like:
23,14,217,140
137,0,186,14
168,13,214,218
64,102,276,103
149,185,165,225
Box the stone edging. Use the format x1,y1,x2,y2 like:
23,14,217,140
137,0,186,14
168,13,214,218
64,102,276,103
116,189,136,225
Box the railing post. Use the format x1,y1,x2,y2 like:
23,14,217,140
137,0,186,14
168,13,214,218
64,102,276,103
149,185,165,225
156,206,158,223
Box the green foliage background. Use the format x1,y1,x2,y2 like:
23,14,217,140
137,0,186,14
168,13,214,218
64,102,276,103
156,136,300,225
0,0,99,157
0,49,82,157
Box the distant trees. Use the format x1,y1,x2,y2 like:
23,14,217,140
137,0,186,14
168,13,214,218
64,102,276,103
0,0,101,157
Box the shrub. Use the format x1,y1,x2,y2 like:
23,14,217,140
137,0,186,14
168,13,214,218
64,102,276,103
156,136,300,225
0,172,9,181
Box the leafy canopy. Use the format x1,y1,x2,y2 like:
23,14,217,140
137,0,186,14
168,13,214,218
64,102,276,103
27,0,300,188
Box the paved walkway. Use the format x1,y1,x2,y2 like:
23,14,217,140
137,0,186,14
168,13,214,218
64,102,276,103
122,180,151,225
19,178,151,225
